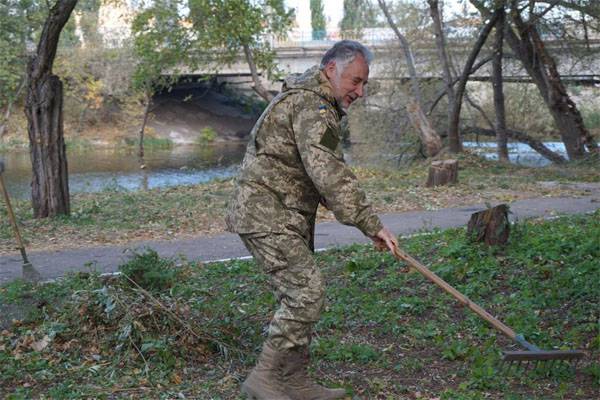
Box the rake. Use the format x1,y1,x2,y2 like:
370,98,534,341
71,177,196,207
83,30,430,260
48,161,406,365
391,246,584,368
0,160,41,282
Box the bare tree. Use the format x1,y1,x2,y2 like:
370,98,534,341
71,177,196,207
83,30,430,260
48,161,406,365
492,6,509,161
470,0,598,160
427,0,456,140
377,0,442,157
448,9,501,153
25,0,78,218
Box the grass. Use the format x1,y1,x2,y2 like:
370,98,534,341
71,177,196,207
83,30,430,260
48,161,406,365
0,212,598,399
1,151,598,254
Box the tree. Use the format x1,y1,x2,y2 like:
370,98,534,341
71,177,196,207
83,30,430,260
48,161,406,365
0,0,47,138
187,0,294,101
378,0,442,157
310,0,326,40
491,6,509,161
340,0,377,38
427,0,456,143
131,0,190,157
470,0,598,160
447,9,501,153
25,0,78,218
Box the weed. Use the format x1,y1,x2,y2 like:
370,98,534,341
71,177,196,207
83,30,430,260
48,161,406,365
119,249,180,293
196,127,218,144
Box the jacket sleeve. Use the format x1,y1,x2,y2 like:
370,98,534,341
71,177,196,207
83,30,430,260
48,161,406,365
293,97,383,237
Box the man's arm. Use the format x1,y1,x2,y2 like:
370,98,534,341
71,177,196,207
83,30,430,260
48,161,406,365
293,96,383,238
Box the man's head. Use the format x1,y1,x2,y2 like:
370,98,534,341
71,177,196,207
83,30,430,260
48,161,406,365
320,40,373,110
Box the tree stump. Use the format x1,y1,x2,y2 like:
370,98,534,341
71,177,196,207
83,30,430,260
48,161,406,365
426,159,458,187
467,204,510,246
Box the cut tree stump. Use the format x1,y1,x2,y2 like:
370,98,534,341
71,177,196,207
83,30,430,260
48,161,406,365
426,159,458,187
467,204,510,246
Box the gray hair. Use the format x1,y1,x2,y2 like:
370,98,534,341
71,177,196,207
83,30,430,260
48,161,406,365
319,40,373,72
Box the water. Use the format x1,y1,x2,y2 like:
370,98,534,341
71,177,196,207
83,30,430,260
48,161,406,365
0,143,246,200
462,141,567,167
0,140,564,200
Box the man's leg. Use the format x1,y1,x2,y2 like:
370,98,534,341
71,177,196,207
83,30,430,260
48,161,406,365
240,233,345,400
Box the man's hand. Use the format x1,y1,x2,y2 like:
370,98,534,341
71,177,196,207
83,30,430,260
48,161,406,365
371,227,398,253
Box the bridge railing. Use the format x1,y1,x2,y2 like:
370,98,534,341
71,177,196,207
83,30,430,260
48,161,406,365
271,28,399,47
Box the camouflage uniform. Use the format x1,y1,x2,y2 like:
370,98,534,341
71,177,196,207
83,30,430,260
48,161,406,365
226,65,382,350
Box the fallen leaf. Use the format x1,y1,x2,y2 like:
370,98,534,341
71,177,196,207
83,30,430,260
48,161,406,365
30,335,51,352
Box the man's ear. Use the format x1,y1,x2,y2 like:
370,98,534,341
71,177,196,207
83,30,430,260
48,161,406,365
324,60,337,80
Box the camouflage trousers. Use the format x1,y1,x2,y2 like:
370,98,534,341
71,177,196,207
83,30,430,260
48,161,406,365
240,232,325,351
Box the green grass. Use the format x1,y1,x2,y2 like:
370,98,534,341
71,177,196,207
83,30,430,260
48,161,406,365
1,212,598,398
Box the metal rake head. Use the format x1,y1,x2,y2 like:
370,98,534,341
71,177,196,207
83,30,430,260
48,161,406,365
500,349,584,374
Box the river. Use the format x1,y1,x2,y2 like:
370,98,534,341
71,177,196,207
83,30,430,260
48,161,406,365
0,141,567,200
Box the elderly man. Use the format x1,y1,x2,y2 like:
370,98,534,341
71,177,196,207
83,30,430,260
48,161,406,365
226,40,397,400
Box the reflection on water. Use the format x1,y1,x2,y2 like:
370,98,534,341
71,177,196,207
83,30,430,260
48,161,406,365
0,140,564,200
0,143,247,199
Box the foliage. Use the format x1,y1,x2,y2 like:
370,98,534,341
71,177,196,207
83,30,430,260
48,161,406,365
130,0,190,99
339,0,378,37
119,249,181,293
197,126,218,144
310,0,326,40
0,213,598,397
0,0,46,111
187,0,294,80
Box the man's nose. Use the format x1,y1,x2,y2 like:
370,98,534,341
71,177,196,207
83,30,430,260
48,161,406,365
355,83,364,97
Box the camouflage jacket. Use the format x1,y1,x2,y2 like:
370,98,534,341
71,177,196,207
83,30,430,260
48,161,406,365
225,66,382,239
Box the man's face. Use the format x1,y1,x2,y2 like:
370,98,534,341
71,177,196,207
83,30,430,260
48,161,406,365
325,53,369,110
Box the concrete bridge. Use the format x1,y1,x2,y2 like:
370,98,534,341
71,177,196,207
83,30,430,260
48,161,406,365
180,37,600,92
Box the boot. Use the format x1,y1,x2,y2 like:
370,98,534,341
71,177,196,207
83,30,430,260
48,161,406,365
241,342,293,400
281,346,347,400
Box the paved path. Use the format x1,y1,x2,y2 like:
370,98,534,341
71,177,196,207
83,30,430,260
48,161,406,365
1,187,598,284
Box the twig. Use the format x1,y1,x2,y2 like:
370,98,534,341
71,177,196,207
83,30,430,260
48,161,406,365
121,273,246,357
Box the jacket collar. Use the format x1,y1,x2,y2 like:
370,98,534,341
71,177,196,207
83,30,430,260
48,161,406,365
282,66,345,117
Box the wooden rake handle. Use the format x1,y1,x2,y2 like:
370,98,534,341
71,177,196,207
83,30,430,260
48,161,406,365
0,169,27,251
391,246,518,341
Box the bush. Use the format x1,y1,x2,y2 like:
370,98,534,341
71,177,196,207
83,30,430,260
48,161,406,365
197,127,217,144
118,249,180,293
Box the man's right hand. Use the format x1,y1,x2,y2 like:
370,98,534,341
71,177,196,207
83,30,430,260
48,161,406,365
371,227,398,253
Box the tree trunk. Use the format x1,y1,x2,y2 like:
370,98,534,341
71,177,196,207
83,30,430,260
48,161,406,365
138,92,152,158
426,159,458,187
25,0,78,218
242,44,274,102
448,10,501,154
505,9,598,159
378,0,442,157
492,8,509,161
427,0,456,140
407,99,443,157
467,204,510,246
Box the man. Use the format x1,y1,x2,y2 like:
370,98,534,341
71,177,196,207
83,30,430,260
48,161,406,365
226,40,398,400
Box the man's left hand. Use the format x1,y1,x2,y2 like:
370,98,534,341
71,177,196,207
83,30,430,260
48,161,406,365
371,227,398,253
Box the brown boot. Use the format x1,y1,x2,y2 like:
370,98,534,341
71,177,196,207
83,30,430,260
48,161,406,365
241,342,293,400
281,346,346,400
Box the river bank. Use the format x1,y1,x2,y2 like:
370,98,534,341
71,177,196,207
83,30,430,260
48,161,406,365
1,151,598,255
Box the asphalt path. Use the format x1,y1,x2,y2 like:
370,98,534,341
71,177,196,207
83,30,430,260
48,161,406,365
1,187,598,284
